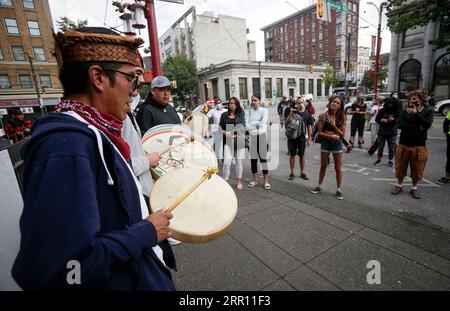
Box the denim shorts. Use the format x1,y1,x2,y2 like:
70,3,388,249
321,140,343,154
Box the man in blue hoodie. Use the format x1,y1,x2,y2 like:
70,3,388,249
12,28,176,290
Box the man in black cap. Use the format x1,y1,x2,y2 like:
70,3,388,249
136,75,181,135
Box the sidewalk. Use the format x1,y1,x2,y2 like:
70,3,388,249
171,175,450,290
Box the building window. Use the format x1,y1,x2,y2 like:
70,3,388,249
27,21,41,36
33,46,46,61
19,74,33,89
0,0,13,6
299,79,305,95
224,79,230,100
309,79,314,95
239,78,248,100
264,78,272,99
5,18,19,34
22,0,35,9
0,49,3,60
252,77,261,97
325,82,330,96
0,74,11,89
317,79,322,96
11,46,26,61
276,78,283,97
40,74,52,88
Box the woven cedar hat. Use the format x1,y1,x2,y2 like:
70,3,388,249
53,29,144,68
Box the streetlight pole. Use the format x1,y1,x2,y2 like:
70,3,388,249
368,1,384,94
344,26,368,103
142,0,162,77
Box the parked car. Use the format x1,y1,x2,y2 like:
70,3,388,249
435,99,450,116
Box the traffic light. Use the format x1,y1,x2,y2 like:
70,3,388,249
344,60,349,72
309,64,314,74
316,0,324,20
172,80,177,88
206,81,212,89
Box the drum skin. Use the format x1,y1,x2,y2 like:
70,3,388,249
150,167,238,243
142,125,217,180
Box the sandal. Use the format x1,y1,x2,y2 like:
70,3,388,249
264,183,271,190
247,181,258,188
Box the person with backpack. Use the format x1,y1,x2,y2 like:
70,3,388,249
286,97,313,180
310,95,347,200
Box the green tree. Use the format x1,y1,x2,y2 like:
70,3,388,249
361,69,388,91
322,66,340,89
162,55,198,105
384,0,450,51
56,17,88,32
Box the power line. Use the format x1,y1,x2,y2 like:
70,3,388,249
103,0,109,26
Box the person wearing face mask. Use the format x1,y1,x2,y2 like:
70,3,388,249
391,90,434,199
374,97,400,166
246,95,270,190
207,101,224,161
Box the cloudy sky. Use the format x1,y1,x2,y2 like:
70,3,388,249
48,0,391,60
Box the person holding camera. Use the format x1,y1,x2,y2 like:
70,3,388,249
391,90,434,199
374,96,400,167
285,97,313,181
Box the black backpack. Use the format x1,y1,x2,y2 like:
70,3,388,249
285,113,306,140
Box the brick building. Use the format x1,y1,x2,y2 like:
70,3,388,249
0,0,62,119
261,1,360,86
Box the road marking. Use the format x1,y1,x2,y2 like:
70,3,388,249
342,163,380,175
370,177,440,187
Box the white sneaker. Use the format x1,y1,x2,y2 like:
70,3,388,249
168,238,182,245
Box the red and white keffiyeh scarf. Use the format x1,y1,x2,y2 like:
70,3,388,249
56,99,131,162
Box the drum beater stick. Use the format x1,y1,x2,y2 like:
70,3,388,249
166,167,219,214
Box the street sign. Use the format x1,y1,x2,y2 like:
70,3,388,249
326,0,348,12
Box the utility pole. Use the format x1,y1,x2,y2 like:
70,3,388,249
258,61,262,98
25,53,45,115
142,0,162,77
369,2,384,94
344,33,351,103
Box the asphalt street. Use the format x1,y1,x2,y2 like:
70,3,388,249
170,102,450,291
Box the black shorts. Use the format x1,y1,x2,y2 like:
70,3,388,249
288,137,306,156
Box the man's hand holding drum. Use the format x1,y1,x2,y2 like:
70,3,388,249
145,210,173,242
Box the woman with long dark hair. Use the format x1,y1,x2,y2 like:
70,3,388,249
311,95,347,199
246,95,270,189
219,97,246,190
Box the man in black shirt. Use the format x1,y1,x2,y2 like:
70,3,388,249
391,90,434,199
136,76,181,135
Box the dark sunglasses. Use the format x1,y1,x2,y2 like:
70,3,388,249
105,69,139,91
